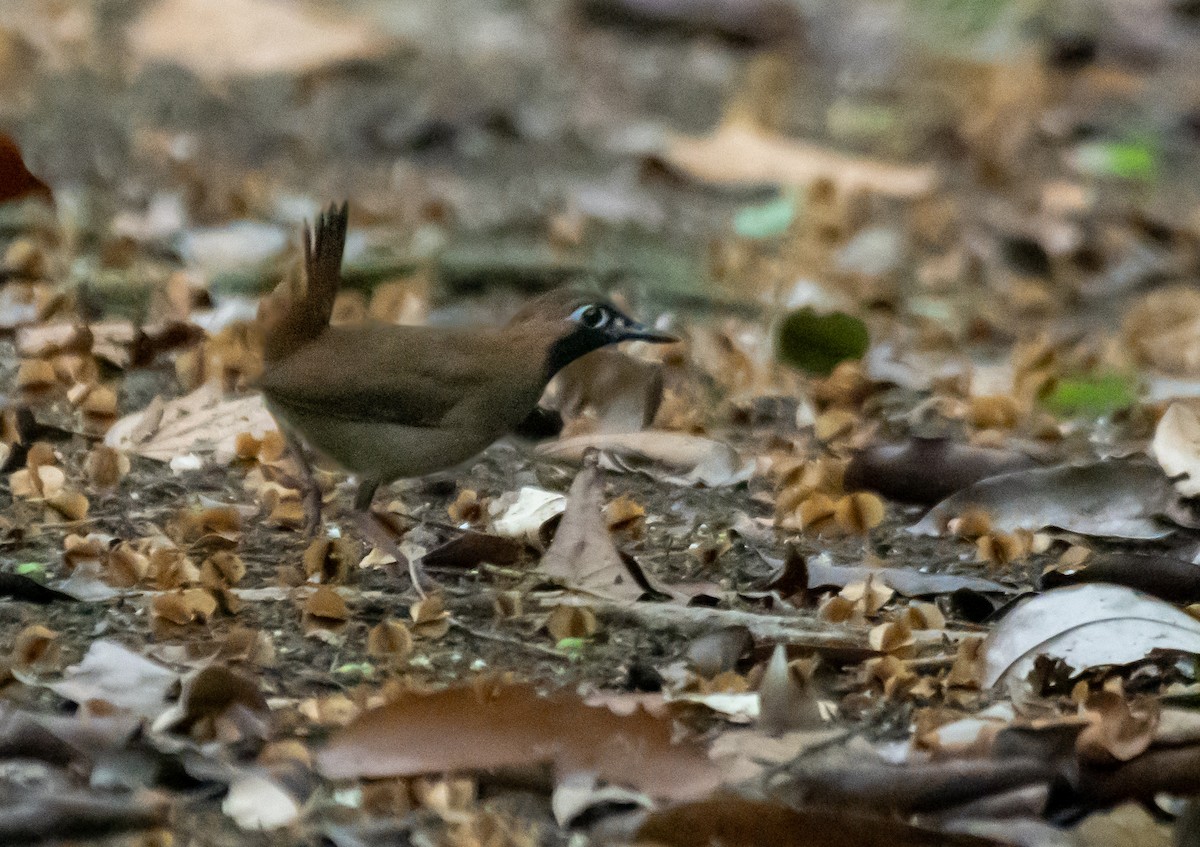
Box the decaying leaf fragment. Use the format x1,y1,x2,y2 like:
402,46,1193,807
981,584,1200,691
537,462,644,601
317,679,719,801
105,383,276,465
911,460,1190,540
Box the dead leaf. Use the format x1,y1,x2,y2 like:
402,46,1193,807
911,461,1190,540
633,794,995,847
540,431,753,487
537,462,644,601
981,584,1200,692
410,593,451,639
129,0,382,82
844,437,1037,505
546,604,599,640
659,120,938,198
1076,691,1159,765
758,645,823,735
105,383,276,464
317,680,719,801
1151,402,1200,497
302,585,350,635
367,619,413,665
49,640,178,720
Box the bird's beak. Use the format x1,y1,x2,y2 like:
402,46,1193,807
616,319,679,344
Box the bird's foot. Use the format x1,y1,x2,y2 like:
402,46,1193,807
355,510,440,598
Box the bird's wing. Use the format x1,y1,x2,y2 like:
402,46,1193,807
258,323,519,428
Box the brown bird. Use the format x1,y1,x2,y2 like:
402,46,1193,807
257,203,676,589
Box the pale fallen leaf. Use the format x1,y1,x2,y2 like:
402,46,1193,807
537,462,644,601
106,383,276,464
540,431,753,487
981,584,1200,691
49,640,178,720
129,0,382,82
222,772,301,831
488,486,566,548
911,461,1191,540
1151,402,1200,497
660,121,938,198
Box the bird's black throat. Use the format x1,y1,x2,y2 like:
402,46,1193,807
544,326,612,381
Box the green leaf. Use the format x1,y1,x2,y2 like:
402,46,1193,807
1073,140,1157,182
777,308,870,376
334,662,375,678
734,194,796,240
556,637,587,656
15,561,45,579
1041,373,1139,418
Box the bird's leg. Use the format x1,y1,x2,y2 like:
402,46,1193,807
282,428,323,537
353,478,438,598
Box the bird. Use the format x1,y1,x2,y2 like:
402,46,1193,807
256,202,677,591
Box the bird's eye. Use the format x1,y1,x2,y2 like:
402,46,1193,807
575,305,609,329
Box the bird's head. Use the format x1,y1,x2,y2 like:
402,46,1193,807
509,289,677,379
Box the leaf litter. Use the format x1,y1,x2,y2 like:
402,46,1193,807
6,6,1200,847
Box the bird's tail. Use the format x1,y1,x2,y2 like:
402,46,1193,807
258,202,349,362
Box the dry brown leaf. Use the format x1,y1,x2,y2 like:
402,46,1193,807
83,445,130,490
546,604,599,641
317,680,719,801
367,619,414,665
537,462,643,601
12,623,60,671
833,492,884,534
200,551,246,588
303,585,350,634
45,489,89,521
129,0,382,82
976,531,1029,567
796,492,838,533
105,382,276,464
660,121,937,198
1077,690,1160,764
303,537,358,584
16,358,58,400
410,593,451,639
868,621,915,656
540,431,752,488
447,488,484,525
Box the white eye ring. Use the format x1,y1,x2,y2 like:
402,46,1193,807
570,304,609,329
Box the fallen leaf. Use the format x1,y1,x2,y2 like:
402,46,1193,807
844,438,1037,505
317,680,719,801
49,640,178,720
129,0,381,82
659,121,938,197
546,604,599,641
1040,552,1200,605
911,461,1191,540
488,486,566,548
1152,402,1200,497
548,348,665,434
367,619,413,664
758,645,823,735
537,462,643,601
634,794,996,847
981,584,1200,691
105,383,276,464
0,133,52,205
542,431,753,487
222,771,301,831
777,308,870,376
